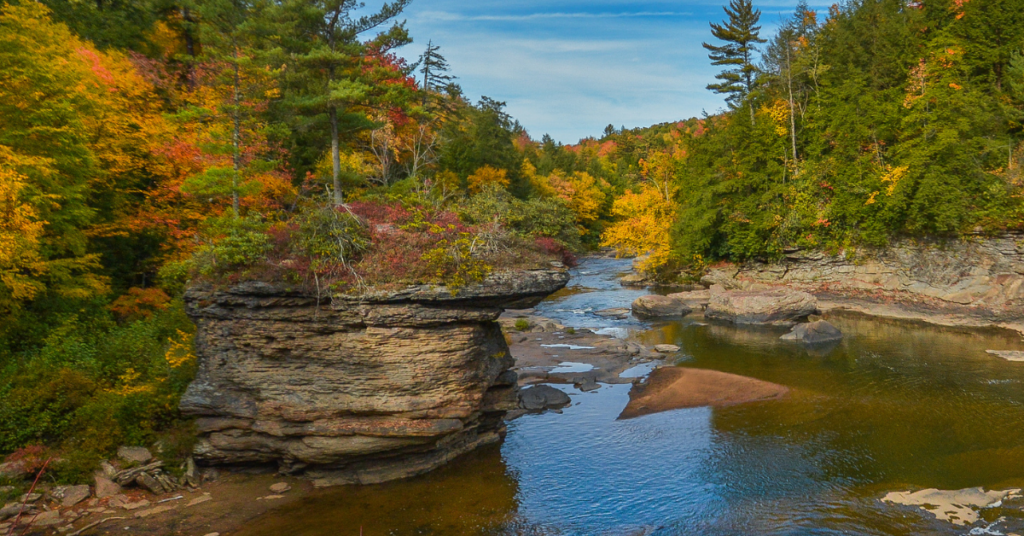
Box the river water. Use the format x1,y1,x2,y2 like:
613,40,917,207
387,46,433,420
237,257,1024,536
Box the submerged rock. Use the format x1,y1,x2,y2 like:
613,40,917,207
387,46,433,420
882,487,1021,525
518,385,571,411
180,270,568,485
705,286,817,325
781,321,843,344
631,295,692,318
619,367,789,419
595,307,631,319
986,350,1024,362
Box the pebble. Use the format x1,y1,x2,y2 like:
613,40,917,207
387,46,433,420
269,483,291,493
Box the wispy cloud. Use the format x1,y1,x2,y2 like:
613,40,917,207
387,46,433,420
419,11,693,22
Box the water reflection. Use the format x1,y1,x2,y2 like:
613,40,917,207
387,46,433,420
236,259,1024,536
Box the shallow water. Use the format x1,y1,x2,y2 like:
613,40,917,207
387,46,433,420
237,258,1024,536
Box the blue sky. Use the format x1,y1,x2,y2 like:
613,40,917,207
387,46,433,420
366,0,826,144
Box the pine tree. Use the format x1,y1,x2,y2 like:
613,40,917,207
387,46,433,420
702,0,766,125
418,40,458,108
273,0,411,206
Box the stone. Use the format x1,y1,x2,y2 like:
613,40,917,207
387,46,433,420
257,495,285,500
594,307,630,319
987,350,1024,362
134,504,176,518
135,473,163,494
780,321,843,344
20,493,41,503
186,494,212,508
0,503,24,520
268,482,291,493
28,509,61,527
117,446,153,464
519,385,571,411
180,270,568,484
631,295,693,318
94,476,121,499
99,461,118,480
882,487,1019,526
705,287,817,325
574,377,600,392
654,344,681,353
120,500,151,511
60,485,90,507
0,461,30,480
620,273,649,287
666,290,711,310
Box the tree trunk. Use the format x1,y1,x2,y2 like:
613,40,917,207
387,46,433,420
330,106,342,207
232,50,241,218
786,44,798,176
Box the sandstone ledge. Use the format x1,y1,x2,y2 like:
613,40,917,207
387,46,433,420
180,269,568,482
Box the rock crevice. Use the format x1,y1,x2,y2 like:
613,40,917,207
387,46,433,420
180,269,568,485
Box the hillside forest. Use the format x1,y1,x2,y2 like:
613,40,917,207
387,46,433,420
1,0,1023,483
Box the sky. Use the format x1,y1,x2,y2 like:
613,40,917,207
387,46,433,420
364,0,827,144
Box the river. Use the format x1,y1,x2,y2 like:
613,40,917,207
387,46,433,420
236,257,1024,536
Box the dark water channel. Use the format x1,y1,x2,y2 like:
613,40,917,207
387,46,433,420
237,258,1024,536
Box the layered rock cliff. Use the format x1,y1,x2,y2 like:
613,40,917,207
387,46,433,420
179,269,568,486
702,233,1024,325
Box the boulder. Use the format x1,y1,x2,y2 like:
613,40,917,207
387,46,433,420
665,290,711,310
631,295,692,318
0,461,30,480
518,385,571,411
705,286,817,325
60,485,90,507
0,503,24,520
594,307,630,319
619,274,649,287
94,476,121,499
117,446,153,464
780,321,843,344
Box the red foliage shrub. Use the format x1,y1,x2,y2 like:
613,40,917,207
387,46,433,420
533,237,578,267
108,288,171,321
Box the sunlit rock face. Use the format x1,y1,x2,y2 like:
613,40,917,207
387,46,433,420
702,233,1024,321
180,270,568,485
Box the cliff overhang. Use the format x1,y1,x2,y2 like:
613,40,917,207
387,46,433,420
179,269,569,486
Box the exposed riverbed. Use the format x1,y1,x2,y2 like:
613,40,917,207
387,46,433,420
234,257,1024,536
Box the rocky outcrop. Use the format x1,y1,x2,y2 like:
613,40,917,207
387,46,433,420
780,321,843,344
631,295,692,318
180,269,568,486
705,286,818,325
702,234,1024,323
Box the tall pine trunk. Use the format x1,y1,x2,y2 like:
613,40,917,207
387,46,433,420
232,48,241,218
330,106,341,207
786,44,798,176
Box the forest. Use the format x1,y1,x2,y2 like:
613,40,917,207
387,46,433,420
1,0,1023,484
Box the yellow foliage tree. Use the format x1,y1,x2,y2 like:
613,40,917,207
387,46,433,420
600,184,677,274
467,165,509,194
549,171,608,232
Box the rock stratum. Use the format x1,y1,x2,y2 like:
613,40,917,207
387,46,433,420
180,269,569,486
701,233,1024,328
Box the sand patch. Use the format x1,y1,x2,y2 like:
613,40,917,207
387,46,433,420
618,367,789,419
881,487,1022,525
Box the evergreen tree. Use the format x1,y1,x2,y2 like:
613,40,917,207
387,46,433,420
272,0,411,206
702,0,766,125
418,40,458,108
